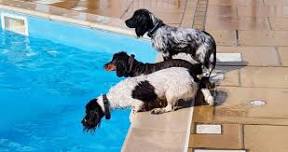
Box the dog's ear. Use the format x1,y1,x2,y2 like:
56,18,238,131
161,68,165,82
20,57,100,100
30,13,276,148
86,98,98,111
192,63,203,76
115,61,129,77
135,12,154,37
131,54,135,58
82,98,106,131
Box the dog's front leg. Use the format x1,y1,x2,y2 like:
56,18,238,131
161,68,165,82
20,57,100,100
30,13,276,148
151,103,173,114
129,110,137,122
201,88,214,105
131,100,145,113
161,49,172,61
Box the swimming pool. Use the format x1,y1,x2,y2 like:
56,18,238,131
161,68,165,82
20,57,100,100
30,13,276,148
0,12,155,151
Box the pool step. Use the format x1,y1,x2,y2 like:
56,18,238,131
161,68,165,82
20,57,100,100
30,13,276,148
1,13,28,36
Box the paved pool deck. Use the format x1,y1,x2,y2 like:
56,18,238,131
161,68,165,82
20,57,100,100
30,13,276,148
2,0,288,152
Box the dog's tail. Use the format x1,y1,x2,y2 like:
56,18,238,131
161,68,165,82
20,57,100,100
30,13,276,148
202,30,217,78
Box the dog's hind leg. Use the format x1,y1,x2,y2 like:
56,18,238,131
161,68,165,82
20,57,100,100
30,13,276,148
151,90,180,114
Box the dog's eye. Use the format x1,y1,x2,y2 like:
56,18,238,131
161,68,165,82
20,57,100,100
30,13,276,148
90,111,97,115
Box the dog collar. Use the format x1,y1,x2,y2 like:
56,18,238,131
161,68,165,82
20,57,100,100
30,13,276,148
128,54,135,74
147,20,164,37
102,94,111,119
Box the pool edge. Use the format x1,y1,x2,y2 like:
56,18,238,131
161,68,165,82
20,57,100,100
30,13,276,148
121,106,194,152
0,0,143,38
0,1,194,151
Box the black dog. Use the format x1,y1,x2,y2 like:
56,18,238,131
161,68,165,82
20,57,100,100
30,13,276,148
125,9,216,77
104,51,203,81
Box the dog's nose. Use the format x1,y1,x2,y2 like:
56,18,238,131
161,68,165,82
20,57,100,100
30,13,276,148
125,19,133,27
81,119,87,125
125,20,129,25
104,63,108,69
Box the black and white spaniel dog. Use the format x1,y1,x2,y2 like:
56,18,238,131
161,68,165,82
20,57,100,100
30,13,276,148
125,9,216,77
104,51,214,103
81,67,213,131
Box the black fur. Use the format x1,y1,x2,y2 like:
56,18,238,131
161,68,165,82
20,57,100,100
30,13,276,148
104,51,202,82
81,98,105,131
132,80,157,103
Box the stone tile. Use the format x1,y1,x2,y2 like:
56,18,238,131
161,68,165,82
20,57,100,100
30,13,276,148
169,23,181,27
206,5,237,17
131,0,187,11
206,16,270,31
269,17,288,30
240,67,288,88
217,46,280,66
194,150,246,152
278,47,288,66
238,31,288,46
122,8,184,24
244,125,288,152
192,105,215,123
237,5,288,17
124,106,194,152
181,5,195,27
208,0,264,6
196,124,222,134
208,30,237,46
215,66,241,87
263,0,288,6
189,124,243,149
212,87,288,125
122,127,186,152
217,53,242,63
181,18,193,28
54,0,131,18
36,0,63,5
131,107,192,133
25,0,189,24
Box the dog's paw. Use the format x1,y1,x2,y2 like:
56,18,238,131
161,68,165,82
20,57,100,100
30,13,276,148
206,95,215,106
129,111,136,122
151,108,165,114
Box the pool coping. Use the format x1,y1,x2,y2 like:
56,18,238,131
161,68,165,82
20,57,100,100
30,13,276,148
0,0,136,37
0,1,194,151
121,105,194,152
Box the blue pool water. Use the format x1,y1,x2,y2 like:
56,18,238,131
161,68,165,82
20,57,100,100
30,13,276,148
0,26,146,152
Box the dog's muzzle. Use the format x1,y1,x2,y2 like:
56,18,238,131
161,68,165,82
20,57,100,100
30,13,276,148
104,63,116,71
125,19,135,28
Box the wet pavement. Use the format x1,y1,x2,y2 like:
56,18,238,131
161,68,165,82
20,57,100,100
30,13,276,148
4,0,288,152
190,0,288,152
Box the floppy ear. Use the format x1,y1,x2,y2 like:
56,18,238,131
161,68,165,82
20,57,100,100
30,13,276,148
191,63,203,75
115,61,129,77
135,25,149,37
135,13,154,37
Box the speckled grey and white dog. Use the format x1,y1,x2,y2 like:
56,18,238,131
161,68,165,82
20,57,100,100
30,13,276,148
125,9,216,77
